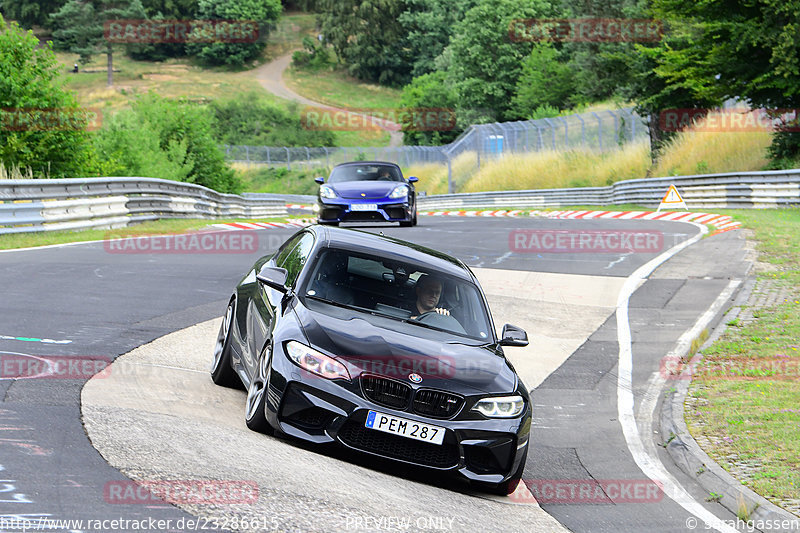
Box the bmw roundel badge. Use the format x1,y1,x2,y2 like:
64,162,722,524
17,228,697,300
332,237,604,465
408,373,422,383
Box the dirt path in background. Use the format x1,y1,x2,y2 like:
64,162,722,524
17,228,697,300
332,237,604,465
251,51,403,148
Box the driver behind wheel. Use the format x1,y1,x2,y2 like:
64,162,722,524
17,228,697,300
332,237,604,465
411,274,450,318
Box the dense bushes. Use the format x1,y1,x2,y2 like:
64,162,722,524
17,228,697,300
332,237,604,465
211,94,335,147
93,94,241,193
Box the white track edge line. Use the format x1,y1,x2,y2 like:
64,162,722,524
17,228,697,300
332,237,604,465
616,221,739,533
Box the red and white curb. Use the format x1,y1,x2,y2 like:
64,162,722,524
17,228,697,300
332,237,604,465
419,209,741,235
209,220,311,231
210,209,741,236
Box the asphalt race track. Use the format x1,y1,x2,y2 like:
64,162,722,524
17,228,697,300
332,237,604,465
0,216,752,532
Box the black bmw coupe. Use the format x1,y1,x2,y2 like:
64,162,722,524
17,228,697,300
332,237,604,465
211,225,531,494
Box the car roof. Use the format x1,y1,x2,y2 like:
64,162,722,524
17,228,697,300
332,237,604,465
310,225,473,281
331,161,401,169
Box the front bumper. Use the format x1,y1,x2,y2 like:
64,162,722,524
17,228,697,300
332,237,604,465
265,361,529,484
316,199,412,224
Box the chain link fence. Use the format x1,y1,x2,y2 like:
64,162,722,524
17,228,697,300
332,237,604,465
224,107,650,192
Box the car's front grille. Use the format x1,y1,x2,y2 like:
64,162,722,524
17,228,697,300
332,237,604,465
338,420,459,468
361,376,411,409
412,389,464,419
343,211,383,222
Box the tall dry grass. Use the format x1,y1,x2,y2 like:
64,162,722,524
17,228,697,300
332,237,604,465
461,140,650,192
434,112,774,193
0,162,35,180
651,111,772,177
405,151,478,195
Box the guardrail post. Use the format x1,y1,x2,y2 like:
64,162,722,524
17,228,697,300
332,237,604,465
285,147,291,170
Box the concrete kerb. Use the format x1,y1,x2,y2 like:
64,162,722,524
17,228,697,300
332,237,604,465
660,277,800,524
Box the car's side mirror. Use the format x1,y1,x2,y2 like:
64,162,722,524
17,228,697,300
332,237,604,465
256,266,289,293
314,177,325,184
408,176,418,183
499,324,528,347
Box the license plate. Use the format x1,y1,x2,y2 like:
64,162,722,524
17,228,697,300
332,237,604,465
351,203,378,211
365,410,445,445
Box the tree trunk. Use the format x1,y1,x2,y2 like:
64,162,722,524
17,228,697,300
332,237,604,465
648,112,663,164
107,43,113,87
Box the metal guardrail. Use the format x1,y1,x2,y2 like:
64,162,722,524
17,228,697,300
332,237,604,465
0,177,289,235
1,171,798,234
416,170,800,210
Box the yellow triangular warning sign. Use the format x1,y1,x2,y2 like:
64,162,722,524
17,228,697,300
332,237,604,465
657,184,687,211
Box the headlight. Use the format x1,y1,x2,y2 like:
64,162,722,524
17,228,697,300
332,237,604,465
471,395,525,418
319,185,336,199
388,185,409,199
285,341,350,380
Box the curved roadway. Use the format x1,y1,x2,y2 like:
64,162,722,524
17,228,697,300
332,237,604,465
0,217,751,532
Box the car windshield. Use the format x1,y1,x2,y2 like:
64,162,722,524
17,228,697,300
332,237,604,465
303,249,493,341
328,164,404,184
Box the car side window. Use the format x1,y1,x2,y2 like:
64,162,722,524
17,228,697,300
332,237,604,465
274,233,304,267
278,233,315,288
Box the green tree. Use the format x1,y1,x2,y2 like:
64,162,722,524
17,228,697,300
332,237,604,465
444,0,557,120
318,0,413,86
511,42,576,118
94,94,241,193
648,0,800,165
397,0,475,78
0,15,96,178
398,71,460,145
558,0,650,104
128,0,199,61
187,0,281,67
49,0,147,87
0,0,67,28
618,31,720,162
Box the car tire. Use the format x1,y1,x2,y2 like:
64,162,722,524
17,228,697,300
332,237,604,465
319,220,339,226
412,211,418,226
245,345,274,435
211,300,241,388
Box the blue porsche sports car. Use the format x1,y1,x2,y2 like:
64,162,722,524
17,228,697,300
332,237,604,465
314,161,418,227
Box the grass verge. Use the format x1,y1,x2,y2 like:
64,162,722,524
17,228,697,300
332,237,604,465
0,217,306,251
284,65,403,113
685,208,800,511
